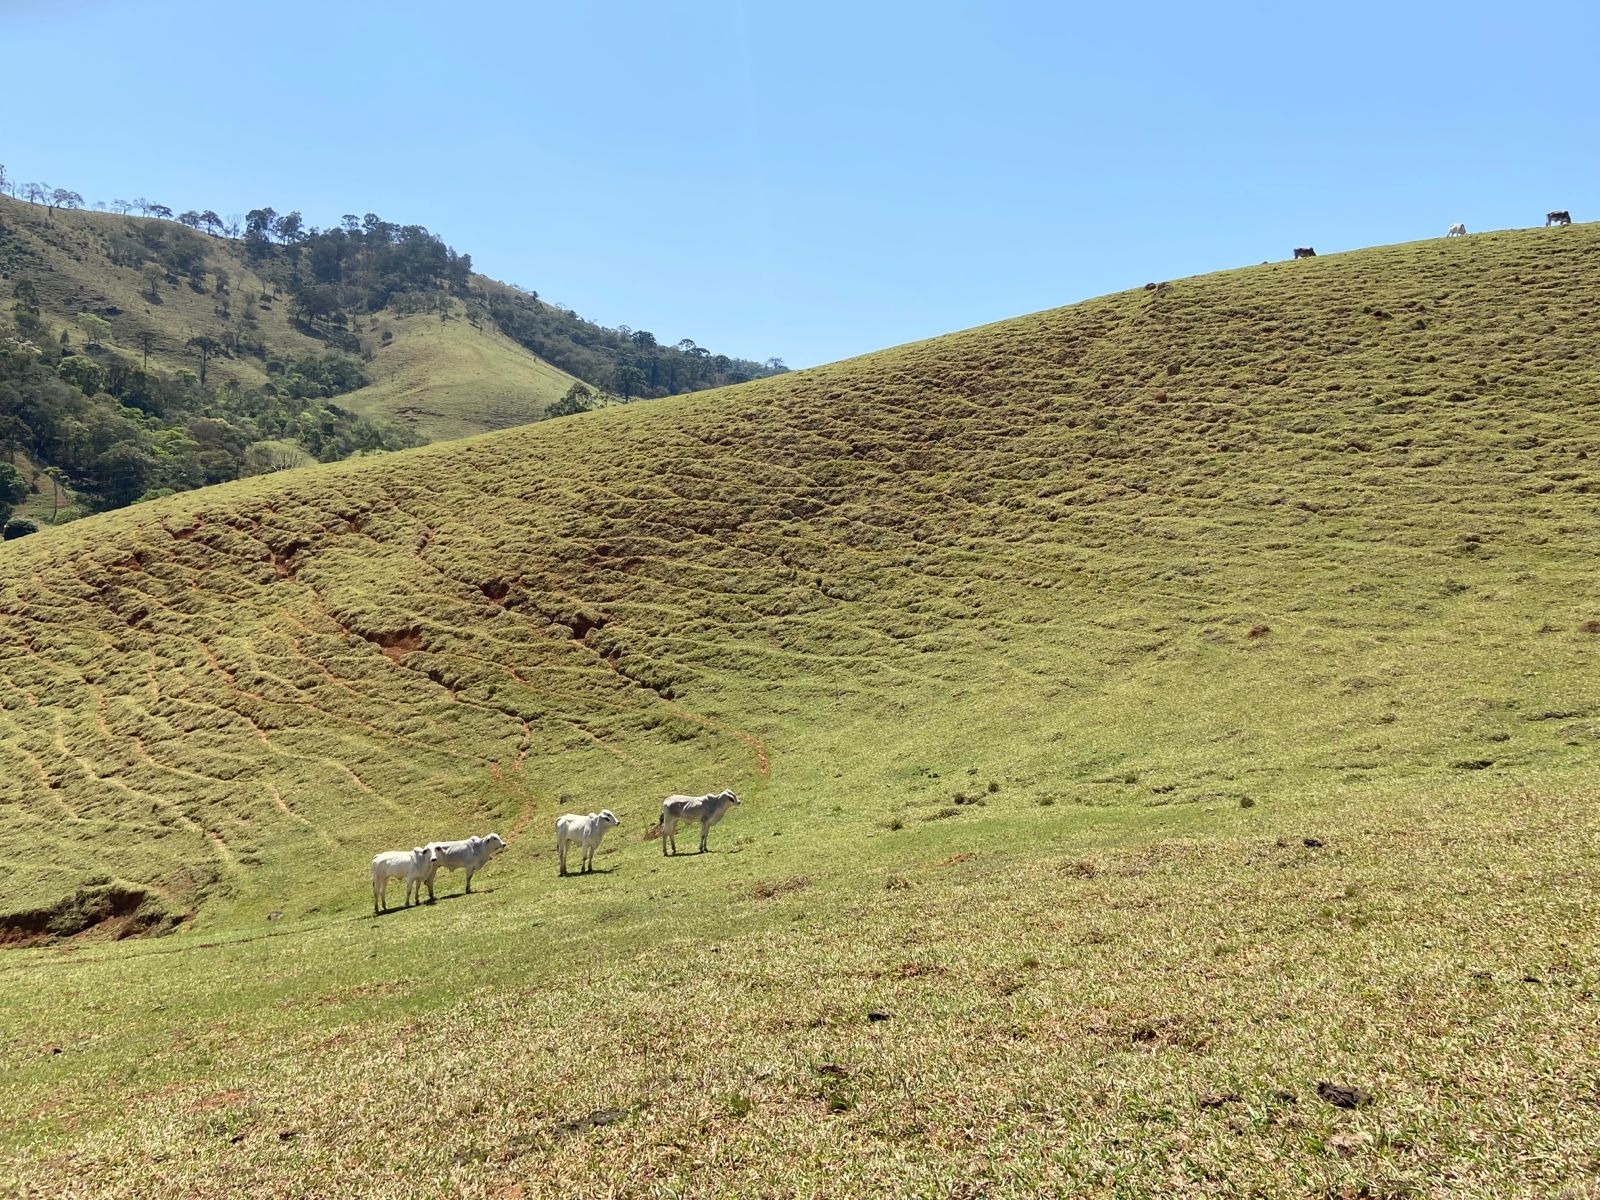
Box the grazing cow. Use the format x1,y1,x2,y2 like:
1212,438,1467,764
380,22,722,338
660,789,741,856
1546,210,1572,227
423,832,506,899
1447,223,1467,237
1293,247,1317,259
372,845,438,915
556,810,620,876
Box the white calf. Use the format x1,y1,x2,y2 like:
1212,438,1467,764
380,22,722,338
372,845,438,915
556,810,620,875
423,833,506,899
1447,223,1467,237
660,789,741,856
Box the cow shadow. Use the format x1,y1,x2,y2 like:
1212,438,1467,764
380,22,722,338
374,888,495,917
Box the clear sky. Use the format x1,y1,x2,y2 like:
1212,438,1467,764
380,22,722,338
5,1,1597,368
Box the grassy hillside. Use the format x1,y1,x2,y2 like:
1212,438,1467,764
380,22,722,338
0,194,583,437
0,195,317,390
340,310,589,441
3,224,1599,1196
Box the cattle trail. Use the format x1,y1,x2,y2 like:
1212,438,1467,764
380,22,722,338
100,774,238,873
665,704,771,777
507,800,536,842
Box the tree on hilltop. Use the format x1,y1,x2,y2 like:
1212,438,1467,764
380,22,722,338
244,208,277,256
273,211,304,244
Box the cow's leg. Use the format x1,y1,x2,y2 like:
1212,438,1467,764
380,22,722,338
373,875,381,916
465,869,475,894
559,838,567,876
700,818,709,853
662,816,674,856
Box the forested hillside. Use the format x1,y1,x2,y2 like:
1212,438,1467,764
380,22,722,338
0,177,785,528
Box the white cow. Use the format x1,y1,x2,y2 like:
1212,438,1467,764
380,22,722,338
1447,223,1467,237
660,789,741,856
372,845,438,915
556,809,621,876
423,832,506,899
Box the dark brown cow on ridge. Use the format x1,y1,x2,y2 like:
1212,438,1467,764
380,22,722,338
1293,247,1317,259
1546,210,1573,226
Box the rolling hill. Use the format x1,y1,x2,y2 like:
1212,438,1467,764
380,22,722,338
0,193,586,438
3,224,1598,1196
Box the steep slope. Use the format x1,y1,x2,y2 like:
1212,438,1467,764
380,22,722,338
4,225,1599,1196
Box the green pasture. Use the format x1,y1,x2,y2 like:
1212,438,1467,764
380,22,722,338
2,223,1599,1195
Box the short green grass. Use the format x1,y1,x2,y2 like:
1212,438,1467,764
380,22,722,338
340,308,583,441
2,223,1599,1196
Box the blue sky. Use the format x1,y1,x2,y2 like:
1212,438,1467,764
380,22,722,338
6,1,1597,368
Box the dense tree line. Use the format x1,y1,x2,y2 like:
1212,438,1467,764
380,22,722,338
476,280,785,400
232,208,786,397
241,209,474,338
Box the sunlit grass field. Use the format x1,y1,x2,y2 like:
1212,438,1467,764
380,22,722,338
3,224,1599,1196
339,309,581,441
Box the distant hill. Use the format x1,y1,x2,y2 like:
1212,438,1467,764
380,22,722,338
0,190,785,521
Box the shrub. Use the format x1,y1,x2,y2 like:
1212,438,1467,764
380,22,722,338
3,518,39,540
